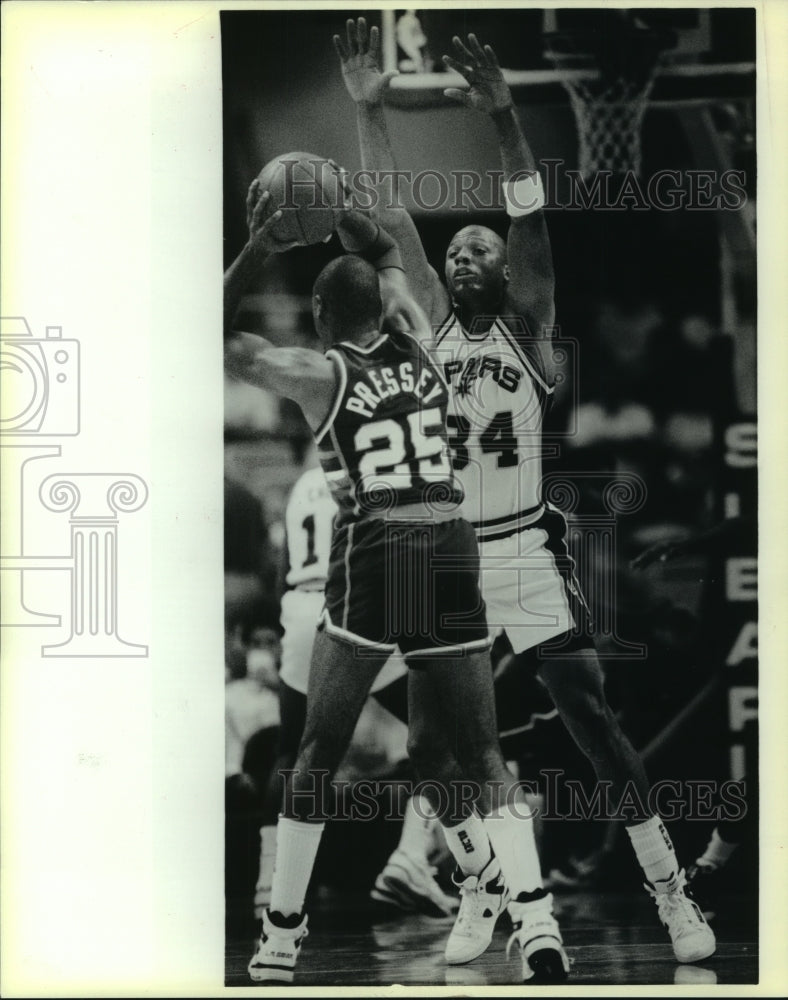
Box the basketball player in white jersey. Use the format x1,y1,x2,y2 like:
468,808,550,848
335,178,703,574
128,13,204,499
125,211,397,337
334,18,715,966
254,453,458,920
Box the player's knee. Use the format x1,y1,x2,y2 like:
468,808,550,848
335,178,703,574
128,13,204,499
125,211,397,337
572,685,609,724
406,730,430,775
563,688,621,757
277,728,303,761
295,727,346,778
406,730,446,780
585,687,618,732
457,739,503,785
545,659,610,725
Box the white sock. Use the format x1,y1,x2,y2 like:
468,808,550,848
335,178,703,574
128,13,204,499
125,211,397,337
269,816,325,917
441,813,492,876
256,824,277,892
626,815,680,888
484,795,543,898
698,828,738,869
395,794,434,864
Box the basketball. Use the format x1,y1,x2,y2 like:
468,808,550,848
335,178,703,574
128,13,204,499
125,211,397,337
255,152,343,246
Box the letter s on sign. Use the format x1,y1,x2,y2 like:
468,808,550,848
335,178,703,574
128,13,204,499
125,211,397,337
725,423,757,468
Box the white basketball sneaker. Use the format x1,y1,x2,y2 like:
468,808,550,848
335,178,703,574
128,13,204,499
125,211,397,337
248,909,309,984
444,855,510,965
371,849,459,917
506,890,570,982
647,870,717,963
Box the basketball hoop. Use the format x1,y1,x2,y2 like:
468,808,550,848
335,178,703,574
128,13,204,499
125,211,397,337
544,27,673,178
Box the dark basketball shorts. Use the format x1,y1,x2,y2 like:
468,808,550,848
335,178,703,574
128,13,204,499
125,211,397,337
318,515,491,663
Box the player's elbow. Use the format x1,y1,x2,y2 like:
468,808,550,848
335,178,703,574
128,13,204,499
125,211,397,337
509,291,555,335
536,294,556,330
267,348,328,400
224,337,249,379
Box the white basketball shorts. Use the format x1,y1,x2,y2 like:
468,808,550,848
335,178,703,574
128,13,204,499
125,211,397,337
478,506,592,656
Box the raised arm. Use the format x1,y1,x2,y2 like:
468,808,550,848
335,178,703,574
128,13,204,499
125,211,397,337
224,332,337,432
334,17,449,325
224,186,336,431
224,187,301,337
336,207,433,342
443,35,555,335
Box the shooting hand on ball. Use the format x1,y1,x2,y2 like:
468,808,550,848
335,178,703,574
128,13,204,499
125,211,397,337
334,17,398,105
442,34,513,115
225,184,299,336
246,178,264,236
245,185,300,253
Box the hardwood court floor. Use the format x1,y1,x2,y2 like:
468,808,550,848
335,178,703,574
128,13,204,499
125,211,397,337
225,889,757,987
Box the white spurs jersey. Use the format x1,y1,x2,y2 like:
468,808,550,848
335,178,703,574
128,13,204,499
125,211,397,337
284,466,337,590
431,313,554,541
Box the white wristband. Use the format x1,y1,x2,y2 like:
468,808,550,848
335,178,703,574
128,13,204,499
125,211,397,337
503,173,545,217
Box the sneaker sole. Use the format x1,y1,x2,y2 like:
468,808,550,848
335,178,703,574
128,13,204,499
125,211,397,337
445,935,497,966
445,914,505,967
675,940,717,964
248,965,295,984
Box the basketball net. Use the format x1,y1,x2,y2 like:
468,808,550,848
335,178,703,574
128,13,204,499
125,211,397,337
545,31,666,178
560,72,658,178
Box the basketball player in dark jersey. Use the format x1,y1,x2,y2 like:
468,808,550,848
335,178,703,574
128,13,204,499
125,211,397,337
252,456,458,923
334,18,715,968
224,194,569,982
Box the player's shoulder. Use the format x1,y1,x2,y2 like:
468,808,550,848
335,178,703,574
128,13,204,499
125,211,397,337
328,333,394,363
342,330,426,366
376,329,421,353
289,465,330,508
432,309,459,347
271,344,334,376
493,312,555,387
385,327,429,356
296,465,327,490
493,310,535,339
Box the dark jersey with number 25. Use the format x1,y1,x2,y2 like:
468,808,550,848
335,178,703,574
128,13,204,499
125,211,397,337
314,331,464,522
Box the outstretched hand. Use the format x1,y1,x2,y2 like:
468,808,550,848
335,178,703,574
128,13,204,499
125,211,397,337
245,183,301,253
334,17,398,105
442,34,513,115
